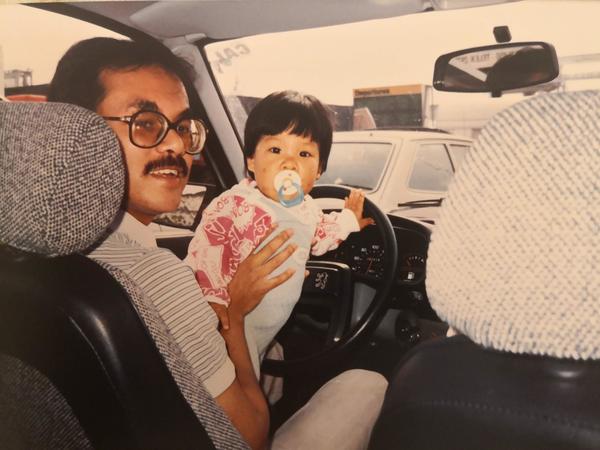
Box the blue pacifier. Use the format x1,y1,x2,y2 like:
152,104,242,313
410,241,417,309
273,170,304,207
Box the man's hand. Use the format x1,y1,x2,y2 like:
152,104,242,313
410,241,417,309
217,226,296,449
345,189,375,230
227,226,297,321
210,302,230,330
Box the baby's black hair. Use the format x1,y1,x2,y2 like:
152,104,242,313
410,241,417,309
243,90,333,178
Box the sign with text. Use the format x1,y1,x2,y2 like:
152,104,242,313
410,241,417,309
353,84,424,129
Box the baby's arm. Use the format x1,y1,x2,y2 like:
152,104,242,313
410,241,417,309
186,198,243,329
344,189,376,230
185,193,274,328
185,199,239,307
311,189,374,256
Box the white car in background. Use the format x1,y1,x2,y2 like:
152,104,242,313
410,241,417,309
318,129,472,224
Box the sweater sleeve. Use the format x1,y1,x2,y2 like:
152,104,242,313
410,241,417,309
184,192,273,305
311,208,360,256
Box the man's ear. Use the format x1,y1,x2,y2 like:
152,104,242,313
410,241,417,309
316,170,321,180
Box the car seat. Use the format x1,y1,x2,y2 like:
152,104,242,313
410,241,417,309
369,90,600,449
0,101,248,449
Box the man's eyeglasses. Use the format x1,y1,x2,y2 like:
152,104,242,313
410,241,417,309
103,110,208,155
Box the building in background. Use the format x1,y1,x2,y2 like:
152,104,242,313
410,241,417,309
3,65,46,101
353,84,434,130
4,68,33,88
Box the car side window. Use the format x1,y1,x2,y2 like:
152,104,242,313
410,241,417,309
448,144,470,172
2,4,215,235
0,5,125,98
409,143,454,192
155,185,206,229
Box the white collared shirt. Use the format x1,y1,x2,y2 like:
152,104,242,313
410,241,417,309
89,209,234,398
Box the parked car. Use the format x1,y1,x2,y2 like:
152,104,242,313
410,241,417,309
319,129,472,224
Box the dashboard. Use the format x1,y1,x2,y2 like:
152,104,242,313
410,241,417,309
311,214,432,312
311,215,439,320
311,215,439,321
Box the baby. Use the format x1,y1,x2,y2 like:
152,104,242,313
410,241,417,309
185,90,373,374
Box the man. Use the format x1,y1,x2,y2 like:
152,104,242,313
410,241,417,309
47,37,386,450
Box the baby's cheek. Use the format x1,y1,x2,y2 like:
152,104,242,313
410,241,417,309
303,179,316,194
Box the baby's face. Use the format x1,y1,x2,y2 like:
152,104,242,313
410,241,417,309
247,129,321,203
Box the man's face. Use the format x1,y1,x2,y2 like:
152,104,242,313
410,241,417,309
96,66,193,225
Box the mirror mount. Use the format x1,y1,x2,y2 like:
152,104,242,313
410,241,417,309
493,25,511,43
433,41,559,97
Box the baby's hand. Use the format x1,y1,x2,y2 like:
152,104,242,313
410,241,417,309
210,302,230,331
344,189,375,230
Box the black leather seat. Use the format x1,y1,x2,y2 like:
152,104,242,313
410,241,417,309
0,102,246,449
370,335,600,450
369,90,600,450
0,251,215,449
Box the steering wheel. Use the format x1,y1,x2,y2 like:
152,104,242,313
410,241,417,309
261,185,398,376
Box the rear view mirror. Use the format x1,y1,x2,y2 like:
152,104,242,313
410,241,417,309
433,42,559,96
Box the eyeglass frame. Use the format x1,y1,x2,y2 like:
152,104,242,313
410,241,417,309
103,109,208,155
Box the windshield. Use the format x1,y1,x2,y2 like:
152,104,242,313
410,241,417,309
205,0,600,218
207,1,600,135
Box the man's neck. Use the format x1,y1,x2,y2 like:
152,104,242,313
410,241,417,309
128,209,155,226
112,211,157,249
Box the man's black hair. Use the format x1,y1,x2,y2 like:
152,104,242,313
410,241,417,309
47,37,197,112
243,90,333,178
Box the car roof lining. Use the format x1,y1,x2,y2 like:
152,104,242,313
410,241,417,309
65,0,519,41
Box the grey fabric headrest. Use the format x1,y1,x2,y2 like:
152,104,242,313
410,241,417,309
426,90,600,360
0,102,125,256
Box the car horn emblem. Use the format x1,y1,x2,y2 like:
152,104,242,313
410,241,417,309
315,272,329,290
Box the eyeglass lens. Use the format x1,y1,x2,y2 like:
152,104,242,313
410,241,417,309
131,111,206,154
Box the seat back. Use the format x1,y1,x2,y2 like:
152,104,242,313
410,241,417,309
369,91,600,450
0,102,245,449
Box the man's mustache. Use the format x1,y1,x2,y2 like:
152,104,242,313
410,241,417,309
143,154,189,177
